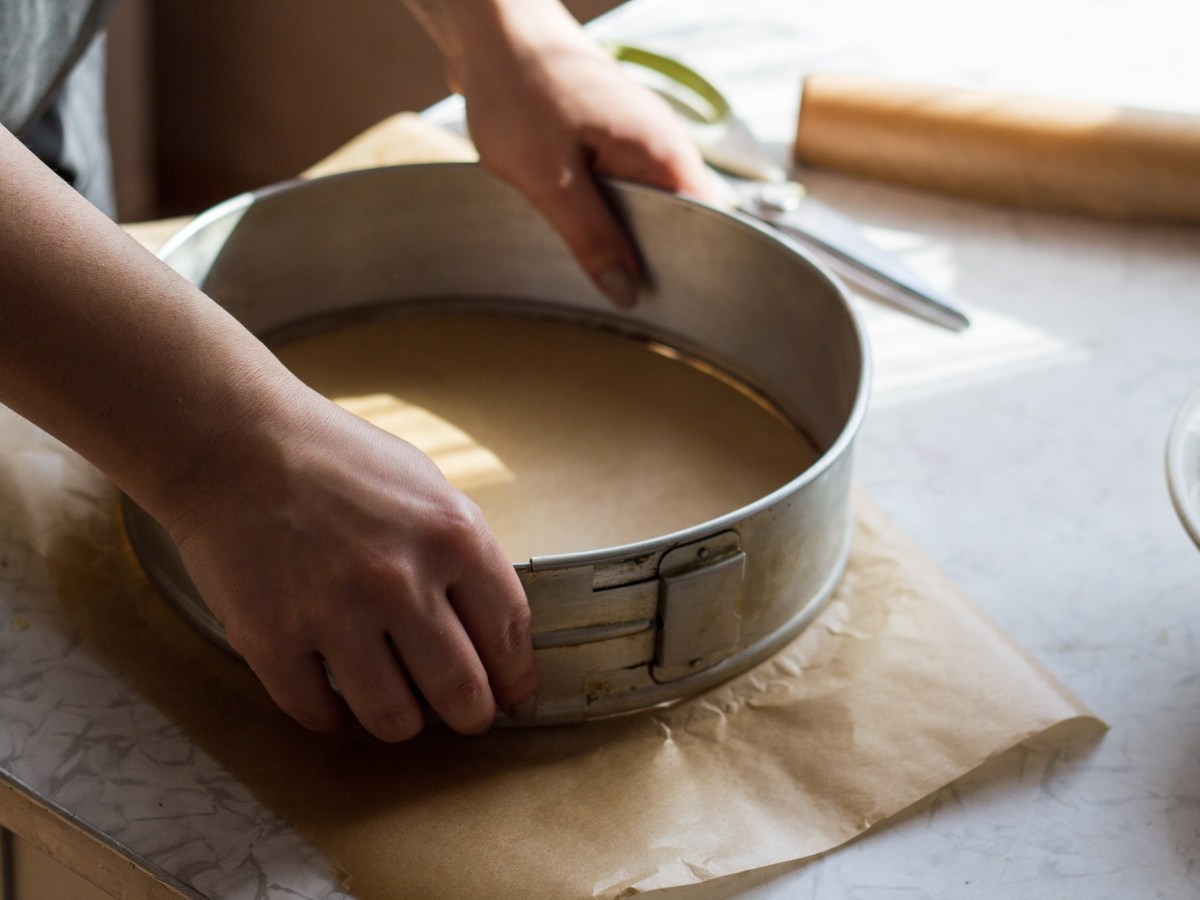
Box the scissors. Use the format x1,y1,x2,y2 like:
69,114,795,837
608,44,971,332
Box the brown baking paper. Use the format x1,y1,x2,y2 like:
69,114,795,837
0,116,1102,899
0,410,1102,899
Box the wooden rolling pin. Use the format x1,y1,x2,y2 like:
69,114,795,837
794,73,1200,223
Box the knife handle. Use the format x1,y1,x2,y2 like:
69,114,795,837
793,72,1200,223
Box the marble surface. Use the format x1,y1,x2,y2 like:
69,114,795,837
2,0,1199,898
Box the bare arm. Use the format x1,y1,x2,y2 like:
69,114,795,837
404,0,721,307
0,127,537,740
0,0,709,741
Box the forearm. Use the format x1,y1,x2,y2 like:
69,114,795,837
0,127,304,526
402,0,585,87
0,126,538,739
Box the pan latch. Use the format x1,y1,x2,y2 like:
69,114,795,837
652,532,745,683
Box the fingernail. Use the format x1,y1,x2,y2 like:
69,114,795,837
596,266,638,309
509,692,538,726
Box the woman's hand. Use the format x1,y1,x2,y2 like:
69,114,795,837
406,0,722,307
165,384,538,742
0,126,536,741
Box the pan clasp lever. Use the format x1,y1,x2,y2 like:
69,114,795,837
652,532,745,683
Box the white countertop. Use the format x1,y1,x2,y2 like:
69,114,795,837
2,0,1198,897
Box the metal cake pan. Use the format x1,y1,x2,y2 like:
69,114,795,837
122,162,870,725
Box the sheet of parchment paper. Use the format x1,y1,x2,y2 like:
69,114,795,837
0,115,1102,899
0,398,1100,899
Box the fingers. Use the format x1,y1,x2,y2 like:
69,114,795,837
482,127,721,311
595,123,723,205
240,555,534,741
382,594,498,737
447,544,538,717
374,530,536,733
315,571,534,740
515,156,641,309
245,597,518,742
322,634,428,742
172,392,537,743
243,645,349,734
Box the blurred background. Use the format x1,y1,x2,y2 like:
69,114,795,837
105,0,623,222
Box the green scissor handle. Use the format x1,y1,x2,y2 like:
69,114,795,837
604,43,734,127
605,42,795,185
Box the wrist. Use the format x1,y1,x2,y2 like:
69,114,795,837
141,359,320,540
405,0,582,73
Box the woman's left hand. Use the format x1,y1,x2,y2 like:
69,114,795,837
407,0,723,307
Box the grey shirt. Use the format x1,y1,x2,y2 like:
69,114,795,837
1,0,119,214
